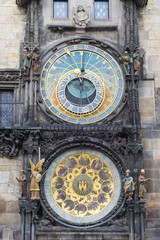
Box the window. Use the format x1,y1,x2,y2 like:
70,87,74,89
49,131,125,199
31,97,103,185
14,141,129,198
53,0,68,18
94,0,109,19
0,90,14,127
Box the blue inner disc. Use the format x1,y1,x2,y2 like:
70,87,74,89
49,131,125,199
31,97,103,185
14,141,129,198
65,78,96,106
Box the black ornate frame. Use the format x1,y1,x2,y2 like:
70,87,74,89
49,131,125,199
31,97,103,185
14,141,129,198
40,138,125,228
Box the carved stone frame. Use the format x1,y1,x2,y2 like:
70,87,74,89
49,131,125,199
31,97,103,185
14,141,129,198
40,138,125,228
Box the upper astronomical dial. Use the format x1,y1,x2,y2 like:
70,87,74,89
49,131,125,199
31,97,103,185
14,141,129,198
40,44,124,124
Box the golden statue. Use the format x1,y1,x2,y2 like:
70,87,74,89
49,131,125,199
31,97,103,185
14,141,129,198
29,158,45,200
138,169,151,200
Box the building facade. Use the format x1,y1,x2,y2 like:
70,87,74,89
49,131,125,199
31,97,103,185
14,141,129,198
0,0,160,239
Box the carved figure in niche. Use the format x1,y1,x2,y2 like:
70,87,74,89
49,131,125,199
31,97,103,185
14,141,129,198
133,47,145,75
138,169,151,200
122,48,132,75
29,158,45,199
32,47,41,76
23,47,31,75
16,170,27,198
123,169,135,200
73,5,90,27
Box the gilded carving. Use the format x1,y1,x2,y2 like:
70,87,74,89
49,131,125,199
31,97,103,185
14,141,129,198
29,158,45,199
51,153,114,217
138,169,151,200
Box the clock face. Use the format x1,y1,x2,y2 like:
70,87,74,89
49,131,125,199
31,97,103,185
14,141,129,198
44,148,121,226
40,44,124,124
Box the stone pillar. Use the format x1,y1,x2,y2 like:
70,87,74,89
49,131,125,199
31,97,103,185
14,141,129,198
19,199,39,240
128,202,135,240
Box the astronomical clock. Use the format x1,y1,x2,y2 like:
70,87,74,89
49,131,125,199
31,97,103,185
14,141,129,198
39,41,125,228
40,44,125,124
13,0,146,239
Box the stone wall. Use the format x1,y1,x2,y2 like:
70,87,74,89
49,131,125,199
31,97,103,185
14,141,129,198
0,157,22,240
0,0,26,70
138,0,160,238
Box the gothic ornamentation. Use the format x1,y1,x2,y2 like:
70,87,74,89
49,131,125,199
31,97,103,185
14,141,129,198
126,143,143,155
0,72,22,82
0,130,29,157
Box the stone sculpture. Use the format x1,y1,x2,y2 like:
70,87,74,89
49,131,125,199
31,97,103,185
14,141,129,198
32,47,41,76
138,169,151,200
29,158,45,199
133,47,145,75
23,47,31,75
73,5,90,27
122,48,133,74
123,169,135,200
16,170,27,198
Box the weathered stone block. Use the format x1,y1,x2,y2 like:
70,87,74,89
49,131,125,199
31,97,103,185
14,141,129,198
153,150,160,160
142,150,153,160
154,179,160,193
146,219,160,228
146,168,160,179
147,208,160,219
139,87,154,98
2,228,13,240
0,213,20,225
0,183,8,193
13,230,20,240
6,202,19,213
0,193,19,202
0,172,10,184
0,201,6,213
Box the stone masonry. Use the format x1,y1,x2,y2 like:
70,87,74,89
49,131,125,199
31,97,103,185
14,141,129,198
0,0,26,69
138,0,160,239
0,1,26,239
0,0,160,239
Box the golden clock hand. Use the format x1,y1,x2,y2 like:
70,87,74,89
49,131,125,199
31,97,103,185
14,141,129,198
81,46,85,73
66,49,79,70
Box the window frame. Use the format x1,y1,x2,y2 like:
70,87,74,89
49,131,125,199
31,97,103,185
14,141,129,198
0,73,23,128
0,89,14,127
94,0,109,20
52,0,69,19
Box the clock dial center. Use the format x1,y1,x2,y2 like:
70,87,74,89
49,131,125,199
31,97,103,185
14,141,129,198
65,78,96,106
57,70,104,115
